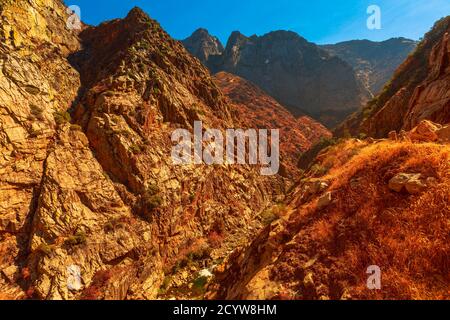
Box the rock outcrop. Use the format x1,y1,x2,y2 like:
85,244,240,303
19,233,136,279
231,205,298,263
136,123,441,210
388,173,435,195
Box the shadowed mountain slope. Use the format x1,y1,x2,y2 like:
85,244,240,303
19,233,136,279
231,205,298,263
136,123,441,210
321,38,416,96
214,71,331,177
184,29,371,128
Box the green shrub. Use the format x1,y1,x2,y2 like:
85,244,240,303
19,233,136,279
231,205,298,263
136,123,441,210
146,184,160,196
192,276,208,294
158,276,172,295
70,124,83,131
104,216,130,233
188,247,211,261
144,194,163,211
130,143,144,155
65,231,87,246
37,243,55,256
102,90,115,97
138,187,163,222
104,221,114,233
53,110,71,125
29,129,40,138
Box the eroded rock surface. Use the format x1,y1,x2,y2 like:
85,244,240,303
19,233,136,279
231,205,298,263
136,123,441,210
0,2,287,299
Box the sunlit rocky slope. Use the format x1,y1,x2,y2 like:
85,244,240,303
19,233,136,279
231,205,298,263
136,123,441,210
0,1,299,299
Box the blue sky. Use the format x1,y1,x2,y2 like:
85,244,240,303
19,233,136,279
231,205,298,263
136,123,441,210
64,0,450,44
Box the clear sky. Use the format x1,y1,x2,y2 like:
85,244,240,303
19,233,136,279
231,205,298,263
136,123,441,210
64,0,450,45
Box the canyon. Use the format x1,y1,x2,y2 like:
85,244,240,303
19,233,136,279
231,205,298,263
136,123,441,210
0,0,448,301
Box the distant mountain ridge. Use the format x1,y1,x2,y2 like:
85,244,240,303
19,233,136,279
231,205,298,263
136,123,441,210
183,29,416,128
184,29,371,128
321,38,417,96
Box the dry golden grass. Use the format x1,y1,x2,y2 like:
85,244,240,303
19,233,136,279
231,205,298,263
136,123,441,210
0,293,13,300
272,140,450,300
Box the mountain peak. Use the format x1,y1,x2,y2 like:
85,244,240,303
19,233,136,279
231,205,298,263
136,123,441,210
126,6,148,20
192,28,212,36
183,28,224,65
335,15,450,137
224,31,249,52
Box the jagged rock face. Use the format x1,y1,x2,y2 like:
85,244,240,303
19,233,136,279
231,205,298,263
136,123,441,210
27,127,158,300
337,16,450,138
182,28,224,66
0,2,285,300
213,72,331,177
184,30,370,128
69,8,285,300
0,0,81,299
321,38,416,96
209,124,450,300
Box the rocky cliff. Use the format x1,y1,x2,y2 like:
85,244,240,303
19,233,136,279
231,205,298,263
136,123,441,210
0,1,288,300
0,0,82,299
336,16,450,138
322,38,416,96
213,72,331,177
184,30,370,128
